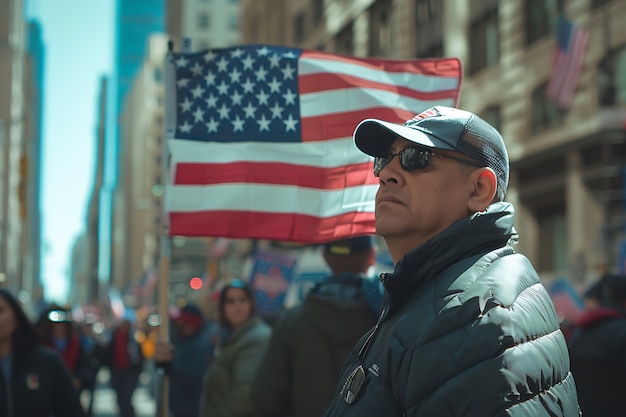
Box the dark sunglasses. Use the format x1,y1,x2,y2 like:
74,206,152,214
373,147,481,177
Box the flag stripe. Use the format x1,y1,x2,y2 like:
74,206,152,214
555,30,590,106
166,183,378,216
169,210,376,242
174,161,376,188
168,138,369,166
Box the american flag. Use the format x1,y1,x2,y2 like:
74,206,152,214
545,17,590,108
164,45,462,243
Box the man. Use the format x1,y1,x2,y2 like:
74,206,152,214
251,236,380,417
154,303,217,417
568,274,626,417
322,106,580,416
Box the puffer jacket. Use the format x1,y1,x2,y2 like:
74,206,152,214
322,202,580,417
200,316,271,417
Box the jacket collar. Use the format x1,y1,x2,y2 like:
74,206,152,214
382,202,517,308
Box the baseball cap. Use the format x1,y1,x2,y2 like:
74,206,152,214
323,236,373,256
353,106,509,201
171,303,204,328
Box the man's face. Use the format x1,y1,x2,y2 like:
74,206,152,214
374,137,475,251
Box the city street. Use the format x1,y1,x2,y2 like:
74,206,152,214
89,368,157,417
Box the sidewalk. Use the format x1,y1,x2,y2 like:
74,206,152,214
89,369,157,417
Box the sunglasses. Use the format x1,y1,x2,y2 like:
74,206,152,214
373,147,481,177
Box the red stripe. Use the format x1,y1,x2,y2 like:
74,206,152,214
301,50,462,77
298,72,459,97
301,107,422,141
168,210,376,243
174,161,378,188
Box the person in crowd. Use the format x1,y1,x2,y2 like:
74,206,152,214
35,304,89,391
0,289,85,417
568,273,626,417
104,317,144,417
252,236,379,417
77,320,107,417
199,279,271,417
321,106,580,416
154,302,218,417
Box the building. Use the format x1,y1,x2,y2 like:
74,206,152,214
240,0,626,289
0,0,44,307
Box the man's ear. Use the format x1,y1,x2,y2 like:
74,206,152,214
468,167,497,212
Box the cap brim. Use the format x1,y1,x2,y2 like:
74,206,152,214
353,119,455,157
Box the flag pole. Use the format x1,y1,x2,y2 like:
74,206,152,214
155,39,177,417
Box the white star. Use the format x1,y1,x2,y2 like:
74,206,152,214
269,54,281,68
205,93,218,108
204,71,216,86
243,102,257,118
193,107,205,122
217,81,229,95
230,48,245,59
254,66,268,81
284,52,298,59
191,85,205,98
179,121,192,133
283,89,297,105
257,115,271,131
229,68,242,83
231,116,245,132
216,56,229,72
217,103,231,119
231,90,243,106
283,114,299,131
268,77,282,93
256,90,270,105
191,62,203,76
242,54,255,70
177,78,190,88
281,64,295,79
175,55,189,67
179,98,193,112
206,117,219,132
203,51,217,62
258,47,270,56
242,78,255,93
269,102,284,119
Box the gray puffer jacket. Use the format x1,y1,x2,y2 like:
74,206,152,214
322,202,580,417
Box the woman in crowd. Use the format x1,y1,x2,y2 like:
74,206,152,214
0,289,85,417
200,279,271,417
36,304,88,390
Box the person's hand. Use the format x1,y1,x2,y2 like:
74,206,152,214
154,342,173,363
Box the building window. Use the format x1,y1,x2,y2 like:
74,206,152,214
198,13,210,30
313,0,324,24
415,0,443,58
369,0,392,57
469,1,499,74
596,46,626,106
591,0,612,9
537,209,568,273
524,0,562,46
229,14,239,30
335,22,354,56
531,83,565,132
480,105,502,132
294,12,306,42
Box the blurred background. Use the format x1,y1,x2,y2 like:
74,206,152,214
1,0,625,346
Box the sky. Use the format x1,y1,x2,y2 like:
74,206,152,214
26,0,114,302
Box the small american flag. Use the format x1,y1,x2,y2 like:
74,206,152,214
546,17,590,108
164,45,461,243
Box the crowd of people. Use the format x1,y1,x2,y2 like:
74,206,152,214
3,106,626,417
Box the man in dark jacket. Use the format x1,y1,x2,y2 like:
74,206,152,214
251,236,380,417
568,274,626,417
322,106,580,416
